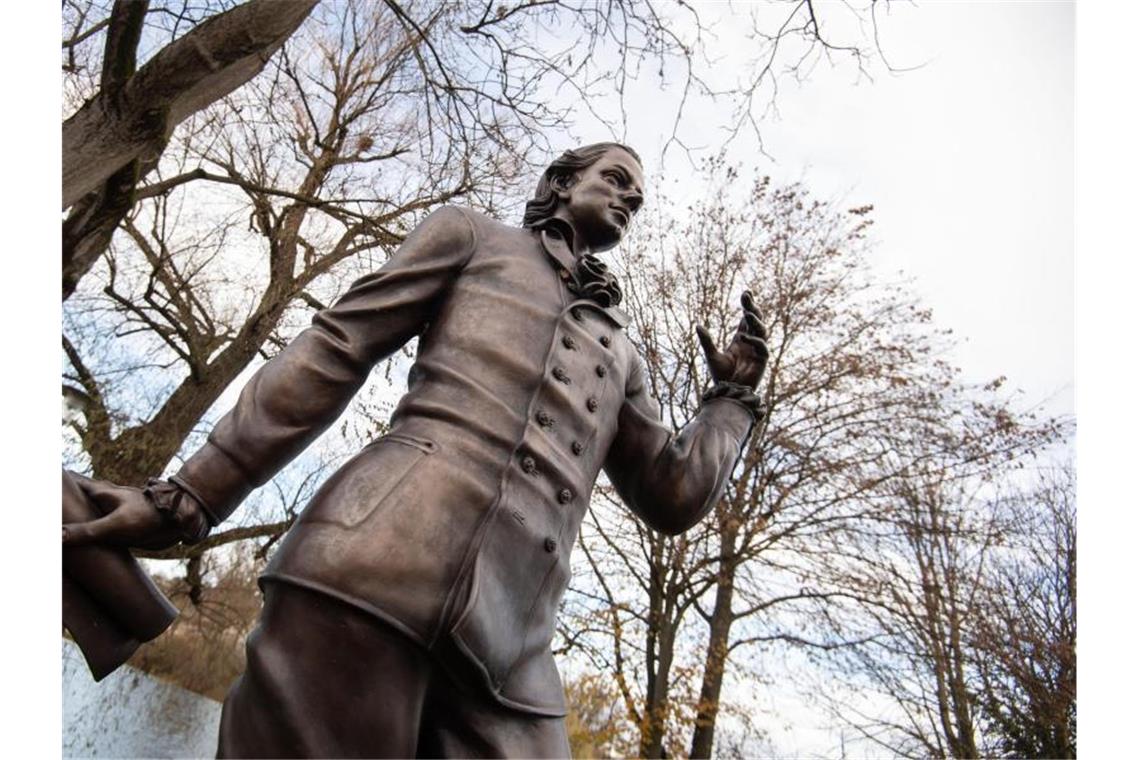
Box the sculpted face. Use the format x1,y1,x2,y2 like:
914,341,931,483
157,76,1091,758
558,147,645,252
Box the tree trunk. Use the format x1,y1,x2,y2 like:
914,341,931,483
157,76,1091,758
62,160,140,299
946,585,978,757
62,0,317,299
63,0,317,209
640,620,676,759
81,93,345,486
639,538,675,759
690,521,739,759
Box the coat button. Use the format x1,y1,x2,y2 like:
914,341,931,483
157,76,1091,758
543,537,557,553
521,456,537,474
599,335,611,347
571,308,584,322
536,410,554,428
553,366,570,384
571,441,583,456
558,488,572,504
562,336,578,350
586,397,598,413
595,365,607,378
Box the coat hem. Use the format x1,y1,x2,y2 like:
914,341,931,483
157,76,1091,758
259,572,569,718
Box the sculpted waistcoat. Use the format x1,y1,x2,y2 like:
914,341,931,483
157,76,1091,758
173,206,755,715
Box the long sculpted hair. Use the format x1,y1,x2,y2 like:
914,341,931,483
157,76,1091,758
522,142,642,228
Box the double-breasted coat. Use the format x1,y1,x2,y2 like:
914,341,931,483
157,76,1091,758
172,206,756,716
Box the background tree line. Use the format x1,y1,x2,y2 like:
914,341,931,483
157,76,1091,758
61,2,1075,757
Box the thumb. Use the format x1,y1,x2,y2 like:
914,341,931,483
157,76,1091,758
62,513,120,547
72,474,123,517
696,325,718,362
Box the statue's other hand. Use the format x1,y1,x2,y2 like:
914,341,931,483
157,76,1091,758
62,476,183,551
696,290,769,390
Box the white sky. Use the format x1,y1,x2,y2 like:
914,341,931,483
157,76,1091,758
598,0,1075,419
762,1,1074,417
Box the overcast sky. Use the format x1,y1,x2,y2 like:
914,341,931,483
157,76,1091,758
581,0,1074,420
763,1,1073,416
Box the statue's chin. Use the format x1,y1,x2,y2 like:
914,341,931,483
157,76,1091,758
590,238,620,254
581,223,623,253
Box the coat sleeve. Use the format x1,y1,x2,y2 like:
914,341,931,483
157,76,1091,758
602,353,757,536
171,205,477,524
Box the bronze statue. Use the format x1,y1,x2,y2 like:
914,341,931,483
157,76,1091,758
63,143,768,758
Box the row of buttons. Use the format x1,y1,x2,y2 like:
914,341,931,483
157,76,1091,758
540,319,613,454
520,454,581,488
523,312,616,555
520,453,569,555
570,309,613,346
541,392,601,414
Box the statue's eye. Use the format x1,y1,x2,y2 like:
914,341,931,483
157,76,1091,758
604,172,622,187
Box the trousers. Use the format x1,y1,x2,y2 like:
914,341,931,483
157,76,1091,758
217,582,571,758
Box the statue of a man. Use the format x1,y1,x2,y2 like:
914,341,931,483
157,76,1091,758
63,143,768,757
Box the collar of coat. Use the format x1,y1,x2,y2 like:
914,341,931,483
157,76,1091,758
538,226,631,329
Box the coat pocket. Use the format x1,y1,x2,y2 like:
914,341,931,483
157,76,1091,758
303,433,437,529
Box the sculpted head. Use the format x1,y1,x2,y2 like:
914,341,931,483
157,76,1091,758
523,143,645,253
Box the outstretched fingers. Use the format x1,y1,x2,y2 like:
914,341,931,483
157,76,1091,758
740,333,768,351
743,311,766,337
740,291,768,339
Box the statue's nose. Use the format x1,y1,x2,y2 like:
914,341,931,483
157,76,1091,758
622,189,643,213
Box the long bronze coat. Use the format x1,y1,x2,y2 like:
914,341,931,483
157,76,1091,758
172,206,755,716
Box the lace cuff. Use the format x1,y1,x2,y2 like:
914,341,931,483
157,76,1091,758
701,381,764,422
143,478,211,545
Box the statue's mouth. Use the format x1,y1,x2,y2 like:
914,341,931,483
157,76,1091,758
610,206,629,226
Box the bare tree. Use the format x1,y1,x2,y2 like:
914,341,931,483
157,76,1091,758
557,159,1064,758
62,0,319,298
63,0,529,489
971,463,1076,758
127,546,265,701
804,436,1073,758
62,0,898,298
818,469,988,758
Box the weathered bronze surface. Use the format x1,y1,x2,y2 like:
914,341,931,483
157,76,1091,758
62,470,178,680
62,143,769,757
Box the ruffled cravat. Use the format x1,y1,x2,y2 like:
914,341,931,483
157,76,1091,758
568,254,622,308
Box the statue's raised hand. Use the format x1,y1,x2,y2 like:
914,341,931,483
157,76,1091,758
62,475,191,551
696,291,769,390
